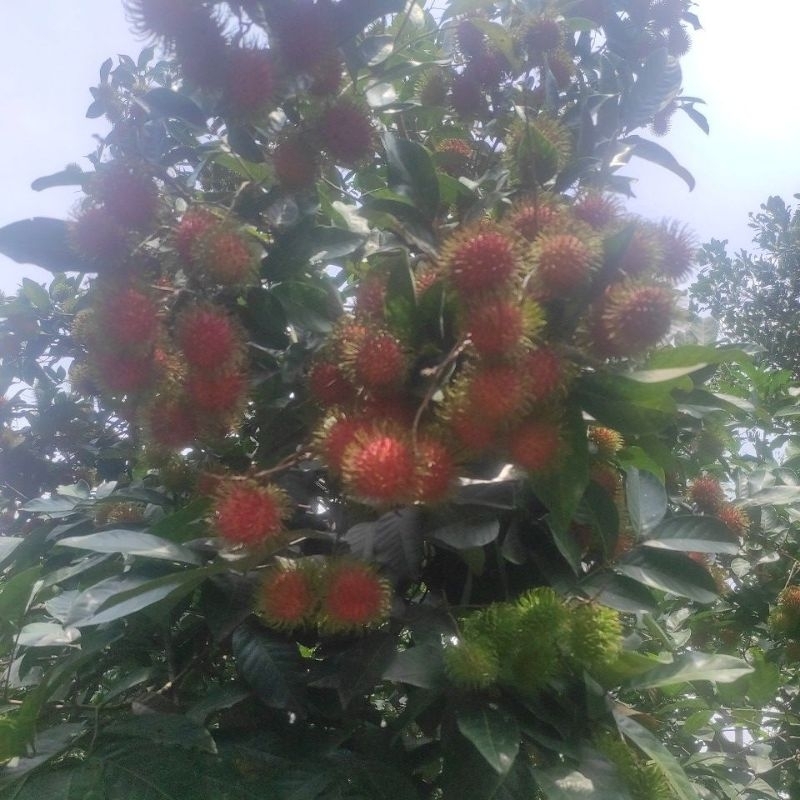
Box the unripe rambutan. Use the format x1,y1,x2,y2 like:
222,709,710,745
223,47,277,117
414,437,457,504
95,285,160,350
317,101,374,168
69,206,130,266
89,163,159,229
522,346,564,402
505,116,572,186
449,72,486,119
68,361,98,396
521,16,563,56
341,429,416,505
717,503,750,537
687,474,725,513
185,366,248,418
573,191,623,230
568,603,622,669
258,563,319,630
439,222,521,296
214,479,289,547
504,196,565,241
507,418,562,472
192,225,259,286
308,360,355,407
145,395,199,450
532,232,600,296
418,69,449,107
597,281,674,356
319,559,391,632
465,364,527,425
435,138,473,177
173,207,219,267
456,19,486,60
272,135,319,192
348,332,407,392
175,304,244,372
588,425,624,457
443,637,500,690
656,220,697,282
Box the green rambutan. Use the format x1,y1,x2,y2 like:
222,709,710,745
443,637,500,690
567,603,622,669
318,559,391,633
214,479,289,547
418,69,449,107
588,425,625,457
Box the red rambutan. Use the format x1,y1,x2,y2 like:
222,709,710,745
449,71,486,119
545,50,576,89
272,135,319,192
341,429,416,505
192,225,259,285
532,232,600,296
223,47,277,117
590,462,623,498
350,332,407,392
504,196,565,241
270,0,337,75
588,426,624,457
145,395,199,450
688,474,725,513
435,138,473,176
445,403,498,455
463,297,526,358
89,163,159,229
573,192,623,230
657,220,697,283
617,221,663,278
258,564,319,629
92,350,155,396
717,503,750,537
522,346,564,402
522,16,563,56
173,207,219,266
95,285,160,349
319,559,391,632
173,13,229,90
214,479,289,547
354,271,388,319
456,19,486,60
175,304,244,372
308,52,344,97
667,24,692,57
414,437,457,504
598,281,674,356
316,415,367,474
308,360,355,407
185,367,248,418
317,101,374,168
465,364,527,424
508,418,562,472
69,206,130,265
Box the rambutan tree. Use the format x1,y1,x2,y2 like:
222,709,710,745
0,1,793,798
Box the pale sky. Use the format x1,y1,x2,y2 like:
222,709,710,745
0,1,797,296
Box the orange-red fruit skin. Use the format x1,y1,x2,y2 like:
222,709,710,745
508,420,561,472
688,475,725,513
194,227,257,285
464,299,524,357
224,47,276,116
467,364,526,424
146,396,199,449
176,306,243,371
342,431,416,505
534,233,595,295
70,206,128,264
185,367,248,417
97,287,160,348
443,225,518,295
353,334,406,392
308,361,354,407
92,164,159,229
523,346,563,402
414,438,457,504
320,561,390,631
318,102,373,167
214,480,288,546
174,208,218,266
599,282,673,356
259,567,317,629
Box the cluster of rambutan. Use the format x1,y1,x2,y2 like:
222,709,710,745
686,474,750,537
595,732,676,800
257,558,391,634
769,586,800,641
443,588,622,693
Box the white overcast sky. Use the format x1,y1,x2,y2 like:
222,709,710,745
0,1,797,295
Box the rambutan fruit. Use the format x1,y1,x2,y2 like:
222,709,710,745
214,479,289,547
545,50,576,89
567,603,622,669
717,503,750,537
270,0,337,75
651,0,685,28
462,297,527,358
438,222,521,296
616,221,664,278
656,220,697,283
413,436,457,504
173,12,229,90
353,270,388,320
173,207,219,267
185,366,248,418
598,281,674,356
316,414,367,475
223,47,277,117
92,350,155,396
445,402,498,455
588,425,624,457
317,101,374,168
435,138,473,177
192,224,259,286
449,71,486,119
687,474,725,513
780,586,800,615
89,163,159,229
175,304,244,372
68,361,98,397
308,360,355,407
505,116,572,186
521,346,564,402
503,195,566,242
465,363,528,425
348,332,407,393
667,23,692,57
95,285,160,350
319,559,391,632
124,0,197,41
470,48,509,88
258,563,319,630
418,69,449,107
521,16,563,57
69,205,130,266
308,52,344,97
507,418,562,472
532,231,601,296
443,637,500,690
573,191,623,230
341,428,416,505
456,19,486,60
70,308,97,347
650,104,675,137
272,134,319,192
145,395,199,450
590,462,623,499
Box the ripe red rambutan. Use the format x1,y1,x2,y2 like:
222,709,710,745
439,223,520,296
317,101,374,168
258,564,319,630
445,403,498,454
145,395,199,450
504,196,565,241
192,225,259,286
223,47,277,117
69,206,129,265
330,318,370,360
95,285,160,349
598,281,673,356
573,192,623,230
308,52,344,97
185,367,248,418
270,0,336,75
319,559,391,632
350,332,407,392
175,304,244,372
590,462,623,498
308,360,355,407
90,163,159,229
687,474,725,513
507,418,561,472
456,19,486,60
316,415,367,475
214,479,289,547
522,346,564,402
272,135,319,192
657,220,697,283
92,350,155,396
173,207,219,266
124,0,196,40
463,297,526,358
532,232,600,296
449,71,486,119
173,12,229,90
667,24,692,57
780,586,800,613
521,16,563,56
717,503,750,537
470,48,509,87
341,429,416,505
465,364,527,424
354,271,388,319
414,437,457,504
617,222,663,278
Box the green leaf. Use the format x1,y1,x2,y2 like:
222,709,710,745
641,515,739,554
623,652,754,690
359,34,394,66
383,644,445,690
0,537,23,568
0,218,88,273
457,705,520,775
186,685,250,724
16,622,80,648
382,133,440,221
308,226,366,264
0,723,85,789
533,748,635,800
627,365,708,383
621,135,695,191
430,517,500,549
622,48,681,128
0,566,42,626
625,468,667,535
344,508,424,581
615,549,718,603
57,530,201,564
31,163,86,192
613,710,701,800
232,620,307,712
106,713,217,754
579,573,657,614
21,493,81,515
740,485,799,507
140,87,206,127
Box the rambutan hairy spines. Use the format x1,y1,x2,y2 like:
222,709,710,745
573,191,623,230
272,134,319,192
464,363,528,425
95,284,161,351
461,297,527,358
657,220,697,282
308,360,356,407
174,304,245,372
223,46,278,117
522,345,565,402
173,207,220,267
185,366,249,419
89,162,159,230
353,270,388,320
717,503,750,537
507,418,562,473
315,414,367,475
439,222,522,296
145,394,199,450
69,205,130,265
258,562,320,630
214,479,290,547
588,425,625,458
91,350,156,397
191,223,260,286
413,436,458,504
521,15,564,57
616,220,664,279
316,100,374,168
347,331,408,393
455,19,486,60
531,230,601,296
124,0,197,41
687,474,725,513
319,559,391,633
597,281,674,356
503,196,567,242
